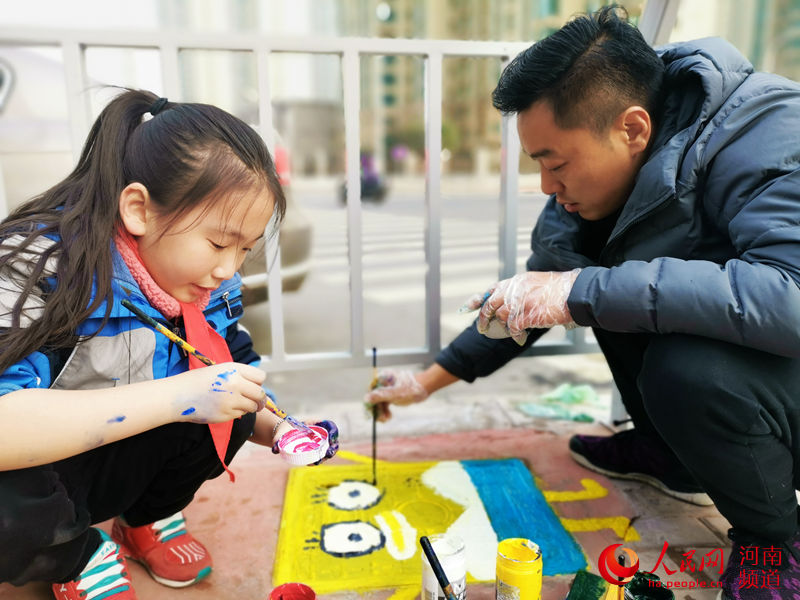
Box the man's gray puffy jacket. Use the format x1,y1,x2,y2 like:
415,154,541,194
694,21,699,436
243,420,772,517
438,37,800,382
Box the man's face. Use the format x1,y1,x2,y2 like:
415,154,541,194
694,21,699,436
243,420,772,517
517,100,643,221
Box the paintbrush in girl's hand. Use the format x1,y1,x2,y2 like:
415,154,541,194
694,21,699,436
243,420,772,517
120,299,315,435
121,299,215,365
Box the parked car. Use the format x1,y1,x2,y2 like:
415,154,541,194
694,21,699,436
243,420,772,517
238,143,312,305
0,47,311,305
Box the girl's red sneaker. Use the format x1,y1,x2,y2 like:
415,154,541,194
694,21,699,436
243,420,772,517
111,511,212,588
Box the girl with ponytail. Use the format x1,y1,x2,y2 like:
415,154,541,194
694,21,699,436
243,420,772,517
0,89,338,599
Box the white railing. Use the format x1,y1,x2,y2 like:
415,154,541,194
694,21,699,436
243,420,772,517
0,1,679,374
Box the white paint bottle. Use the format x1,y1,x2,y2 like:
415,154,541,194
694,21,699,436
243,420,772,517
421,534,467,600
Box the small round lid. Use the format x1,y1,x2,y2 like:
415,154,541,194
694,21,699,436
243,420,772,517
277,425,330,466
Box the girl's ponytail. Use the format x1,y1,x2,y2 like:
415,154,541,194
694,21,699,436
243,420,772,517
0,91,159,372
0,88,285,374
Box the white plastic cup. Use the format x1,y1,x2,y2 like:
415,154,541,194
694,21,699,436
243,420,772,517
421,534,467,600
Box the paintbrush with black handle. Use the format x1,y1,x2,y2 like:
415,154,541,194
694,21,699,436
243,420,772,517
371,346,378,485
420,536,458,600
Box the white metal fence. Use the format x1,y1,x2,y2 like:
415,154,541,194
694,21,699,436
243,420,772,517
0,1,679,374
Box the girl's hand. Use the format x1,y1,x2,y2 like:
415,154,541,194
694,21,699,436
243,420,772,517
310,419,339,464
168,362,267,424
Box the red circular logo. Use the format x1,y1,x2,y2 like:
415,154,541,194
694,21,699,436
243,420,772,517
598,544,639,585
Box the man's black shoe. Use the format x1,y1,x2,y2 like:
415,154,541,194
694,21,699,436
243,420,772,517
569,429,713,506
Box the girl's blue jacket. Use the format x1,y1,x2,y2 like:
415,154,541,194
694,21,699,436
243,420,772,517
0,240,258,396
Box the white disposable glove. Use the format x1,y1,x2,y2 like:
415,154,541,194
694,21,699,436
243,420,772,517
474,269,581,345
364,369,429,421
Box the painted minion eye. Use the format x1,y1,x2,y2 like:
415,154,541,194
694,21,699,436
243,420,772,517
327,480,382,510
320,521,385,558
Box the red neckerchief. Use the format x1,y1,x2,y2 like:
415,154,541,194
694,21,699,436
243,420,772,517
180,301,237,482
115,229,235,481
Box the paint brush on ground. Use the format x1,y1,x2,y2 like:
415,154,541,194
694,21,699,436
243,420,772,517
420,536,459,600
371,346,378,486
120,298,315,435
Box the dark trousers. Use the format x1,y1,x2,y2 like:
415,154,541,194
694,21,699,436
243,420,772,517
595,330,800,541
0,413,255,585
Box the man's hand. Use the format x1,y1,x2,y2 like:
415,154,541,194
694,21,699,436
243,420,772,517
364,370,429,421
477,269,581,344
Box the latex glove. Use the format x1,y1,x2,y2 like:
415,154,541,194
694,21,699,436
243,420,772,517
364,369,429,422
477,269,581,345
271,419,340,466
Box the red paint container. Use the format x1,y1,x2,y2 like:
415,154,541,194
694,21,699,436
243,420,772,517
269,583,316,600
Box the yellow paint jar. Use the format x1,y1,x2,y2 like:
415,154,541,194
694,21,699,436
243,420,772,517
496,538,542,600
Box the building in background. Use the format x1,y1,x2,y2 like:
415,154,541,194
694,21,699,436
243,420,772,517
341,0,644,176
671,0,800,82
2,0,800,183
156,0,641,179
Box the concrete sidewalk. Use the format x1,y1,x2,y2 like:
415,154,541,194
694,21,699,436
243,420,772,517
0,355,732,599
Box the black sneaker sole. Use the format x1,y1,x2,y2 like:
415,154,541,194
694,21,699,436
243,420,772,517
570,449,714,506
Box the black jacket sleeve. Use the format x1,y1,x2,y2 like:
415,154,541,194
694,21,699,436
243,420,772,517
434,320,548,382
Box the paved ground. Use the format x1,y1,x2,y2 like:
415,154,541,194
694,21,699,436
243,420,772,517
0,355,732,600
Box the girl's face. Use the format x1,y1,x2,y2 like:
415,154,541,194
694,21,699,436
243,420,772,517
137,188,275,303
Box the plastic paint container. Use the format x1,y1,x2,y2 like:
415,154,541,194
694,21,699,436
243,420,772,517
277,425,330,466
268,583,316,600
421,534,467,600
496,538,542,600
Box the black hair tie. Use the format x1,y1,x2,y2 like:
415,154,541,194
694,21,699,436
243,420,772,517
149,97,169,116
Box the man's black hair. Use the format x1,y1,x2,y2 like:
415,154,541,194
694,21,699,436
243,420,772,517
492,4,664,132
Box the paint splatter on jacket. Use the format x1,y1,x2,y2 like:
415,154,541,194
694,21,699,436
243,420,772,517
0,236,258,396
438,37,800,382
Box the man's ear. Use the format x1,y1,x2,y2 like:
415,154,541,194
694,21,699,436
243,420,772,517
617,106,652,157
118,182,150,236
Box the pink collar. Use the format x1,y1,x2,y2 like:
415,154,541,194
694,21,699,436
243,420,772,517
114,229,210,319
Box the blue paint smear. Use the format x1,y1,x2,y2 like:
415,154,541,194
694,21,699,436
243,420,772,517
181,407,196,416
461,458,586,576
216,370,235,381
107,415,126,423
211,370,236,391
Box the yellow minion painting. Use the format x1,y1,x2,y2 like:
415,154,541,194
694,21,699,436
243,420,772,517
273,450,586,593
